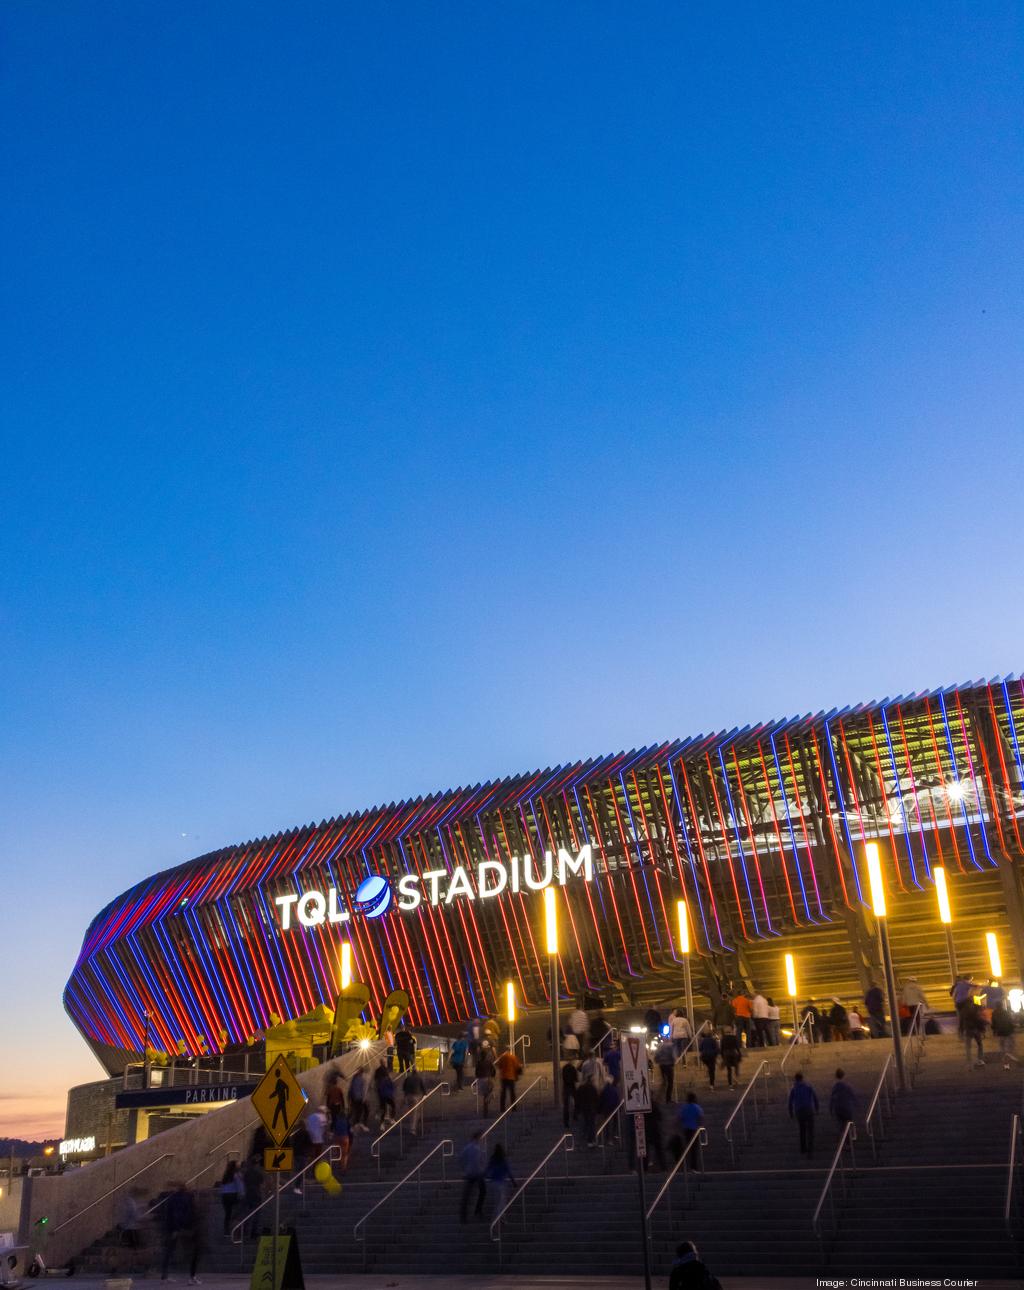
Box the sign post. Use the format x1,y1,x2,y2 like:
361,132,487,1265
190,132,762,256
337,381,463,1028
251,1060,306,1290
621,1035,653,1290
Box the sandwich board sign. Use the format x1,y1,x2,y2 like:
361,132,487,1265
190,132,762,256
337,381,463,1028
621,1034,651,1113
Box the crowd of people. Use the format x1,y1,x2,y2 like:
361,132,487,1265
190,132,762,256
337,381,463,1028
101,975,1021,1285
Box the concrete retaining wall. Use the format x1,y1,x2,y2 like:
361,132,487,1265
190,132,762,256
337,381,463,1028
22,1043,385,1268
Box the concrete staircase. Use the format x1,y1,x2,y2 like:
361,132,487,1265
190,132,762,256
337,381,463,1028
189,1029,1023,1280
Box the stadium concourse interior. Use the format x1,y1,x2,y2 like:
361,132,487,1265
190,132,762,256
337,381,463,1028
64,1017,1023,1281
587,864,1018,1022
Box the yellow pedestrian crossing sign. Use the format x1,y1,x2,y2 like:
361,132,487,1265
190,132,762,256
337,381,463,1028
252,1058,306,1146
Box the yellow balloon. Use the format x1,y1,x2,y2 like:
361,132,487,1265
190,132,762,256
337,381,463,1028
313,1161,342,1195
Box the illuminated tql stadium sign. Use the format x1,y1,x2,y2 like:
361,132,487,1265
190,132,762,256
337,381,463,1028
273,844,593,930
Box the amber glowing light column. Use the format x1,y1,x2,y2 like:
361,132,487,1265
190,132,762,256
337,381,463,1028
677,900,695,1058
545,886,559,1104
933,866,958,982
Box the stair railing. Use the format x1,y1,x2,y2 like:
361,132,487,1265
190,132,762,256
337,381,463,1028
901,1003,926,1085
489,1133,574,1266
1004,1113,1022,1233
480,1075,549,1151
594,1026,617,1057
512,1033,532,1063
353,1138,453,1267
50,1153,175,1236
595,1096,624,1170
811,1120,857,1244
645,1127,708,1229
864,1052,897,1161
723,1060,772,1165
370,1080,451,1174
145,1117,259,1217
779,1011,815,1074
674,1020,709,1074
231,1142,340,1255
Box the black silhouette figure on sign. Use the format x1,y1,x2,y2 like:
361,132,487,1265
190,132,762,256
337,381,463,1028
271,1066,290,1132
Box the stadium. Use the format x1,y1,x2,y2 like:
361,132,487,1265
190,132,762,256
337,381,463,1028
66,677,1024,1074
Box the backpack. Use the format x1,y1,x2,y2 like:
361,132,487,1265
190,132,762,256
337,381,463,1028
992,1006,1014,1037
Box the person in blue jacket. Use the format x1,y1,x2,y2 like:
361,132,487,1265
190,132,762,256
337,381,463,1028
788,1071,819,1157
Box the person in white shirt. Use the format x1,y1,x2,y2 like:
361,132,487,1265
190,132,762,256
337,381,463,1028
668,1009,694,1060
751,991,770,1048
847,1007,864,1039
580,1052,607,1091
569,1006,590,1055
306,1105,327,1146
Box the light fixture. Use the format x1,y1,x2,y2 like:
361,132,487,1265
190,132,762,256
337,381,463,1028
506,980,516,1024
544,886,558,955
865,841,886,917
784,953,797,998
340,942,352,990
947,781,967,804
986,931,1002,980
934,866,952,924
677,900,690,955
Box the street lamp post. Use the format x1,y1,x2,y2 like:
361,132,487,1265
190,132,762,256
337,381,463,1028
784,952,799,1037
544,887,559,1105
340,942,353,990
933,866,957,982
677,901,695,1061
865,842,906,1090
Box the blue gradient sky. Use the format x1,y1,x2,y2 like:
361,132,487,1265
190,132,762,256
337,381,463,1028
2,4,1022,1137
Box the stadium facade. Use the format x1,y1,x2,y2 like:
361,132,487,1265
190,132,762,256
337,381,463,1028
66,678,1024,1072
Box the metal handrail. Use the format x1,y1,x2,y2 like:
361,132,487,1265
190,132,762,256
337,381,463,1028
122,1062,255,1089
723,1060,771,1164
674,1020,709,1070
145,1118,258,1217
812,1120,857,1238
353,1137,453,1263
480,1075,548,1149
780,1011,815,1073
594,1026,617,1056
645,1127,708,1226
51,1153,175,1233
370,1080,450,1173
512,1034,532,1063
595,1096,624,1168
864,1052,896,1160
901,1004,926,1084
230,1142,338,1246
1004,1113,1022,1233
489,1133,574,1263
